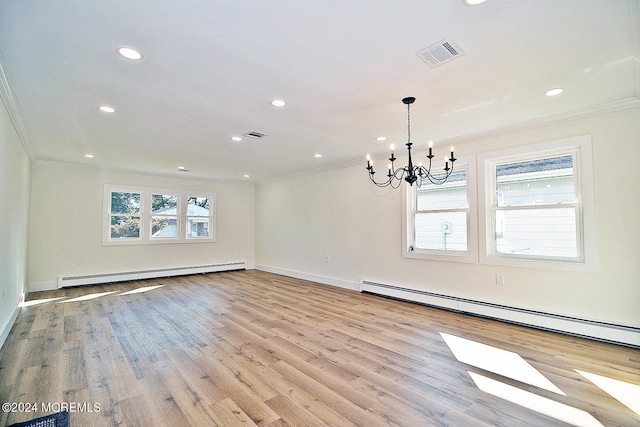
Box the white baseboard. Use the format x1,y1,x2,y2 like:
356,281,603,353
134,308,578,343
28,262,251,294
361,280,640,349
0,305,20,351
254,264,360,291
57,261,247,288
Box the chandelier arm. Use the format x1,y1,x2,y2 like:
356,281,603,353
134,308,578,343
415,164,455,187
368,164,413,188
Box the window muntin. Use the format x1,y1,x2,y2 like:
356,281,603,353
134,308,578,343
414,170,468,252
491,153,581,261
151,194,178,238
109,191,141,239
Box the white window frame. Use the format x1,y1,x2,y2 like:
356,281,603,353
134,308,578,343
402,155,478,263
103,184,216,245
478,135,597,271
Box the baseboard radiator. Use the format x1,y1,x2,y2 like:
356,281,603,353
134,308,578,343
361,280,640,349
58,261,246,288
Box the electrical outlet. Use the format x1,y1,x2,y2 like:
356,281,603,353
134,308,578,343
496,274,504,286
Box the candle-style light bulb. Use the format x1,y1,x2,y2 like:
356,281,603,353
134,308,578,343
450,145,455,161
428,140,433,158
390,144,395,152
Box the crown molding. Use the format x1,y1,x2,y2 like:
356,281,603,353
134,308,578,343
31,159,256,187
258,97,640,185
0,49,34,162
256,157,363,186
439,97,640,146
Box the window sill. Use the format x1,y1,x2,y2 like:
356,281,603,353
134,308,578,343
403,248,479,264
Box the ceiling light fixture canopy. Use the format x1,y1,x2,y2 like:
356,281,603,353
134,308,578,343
366,97,456,188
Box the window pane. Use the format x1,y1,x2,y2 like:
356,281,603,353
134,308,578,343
416,170,468,211
417,170,467,210
111,192,140,214
417,186,467,211
496,155,574,207
188,196,209,214
110,215,140,238
187,217,210,237
152,216,177,237
415,211,467,251
495,207,577,257
152,194,177,212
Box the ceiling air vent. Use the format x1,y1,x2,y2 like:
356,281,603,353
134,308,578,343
244,131,267,139
416,39,464,68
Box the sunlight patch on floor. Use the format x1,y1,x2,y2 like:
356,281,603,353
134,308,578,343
57,291,119,303
469,372,604,427
440,332,565,394
20,297,67,307
119,284,166,295
576,369,640,416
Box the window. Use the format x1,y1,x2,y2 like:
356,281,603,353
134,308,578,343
103,185,215,245
187,196,210,238
151,194,178,239
109,191,141,240
403,157,477,262
415,170,468,251
494,155,577,258
480,135,596,270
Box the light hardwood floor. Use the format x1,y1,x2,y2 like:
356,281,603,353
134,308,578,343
1,270,638,426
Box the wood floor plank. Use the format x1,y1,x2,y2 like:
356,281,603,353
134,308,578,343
0,270,638,426
209,397,259,427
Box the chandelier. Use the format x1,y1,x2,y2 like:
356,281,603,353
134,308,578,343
366,97,456,188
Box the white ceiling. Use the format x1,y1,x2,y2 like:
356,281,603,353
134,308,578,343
1,0,638,182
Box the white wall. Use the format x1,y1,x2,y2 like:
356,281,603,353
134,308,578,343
0,96,31,346
28,163,255,290
256,106,640,328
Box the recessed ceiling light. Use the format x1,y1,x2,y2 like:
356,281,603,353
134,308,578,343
177,166,189,172
83,154,94,158
98,105,116,113
243,174,251,178
544,88,565,97
231,136,242,142
376,136,387,142
117,46,143,60
463,0,490,6
270,99,286,107
313,153,323,158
